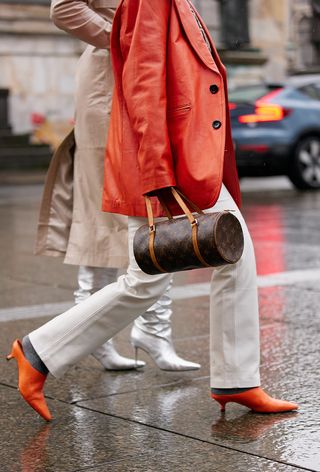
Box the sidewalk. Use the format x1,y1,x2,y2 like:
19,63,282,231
0,178,320,472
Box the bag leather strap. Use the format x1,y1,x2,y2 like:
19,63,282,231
170,189,211,268
144,187,211,272
191,222,211,268
145,196,167,273
173,187,204,215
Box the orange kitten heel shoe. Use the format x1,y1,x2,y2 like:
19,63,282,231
211,387,299,413
6,339,52,421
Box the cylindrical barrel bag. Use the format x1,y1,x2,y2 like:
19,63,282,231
133,187,244,275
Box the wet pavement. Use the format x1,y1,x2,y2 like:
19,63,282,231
1,175,320,471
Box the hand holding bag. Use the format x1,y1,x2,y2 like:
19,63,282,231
133,187,244,275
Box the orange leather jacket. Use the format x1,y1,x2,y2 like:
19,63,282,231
102,0,241,217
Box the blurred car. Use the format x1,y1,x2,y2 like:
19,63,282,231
229,75,320,190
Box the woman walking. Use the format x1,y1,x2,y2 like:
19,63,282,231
35,0,199,371
7,0,298,421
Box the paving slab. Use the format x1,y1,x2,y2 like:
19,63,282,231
1,384,240,472
82,451,303,472
78,376,319,471
1,383,304,472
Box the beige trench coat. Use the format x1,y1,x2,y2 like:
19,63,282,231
35,0,129,268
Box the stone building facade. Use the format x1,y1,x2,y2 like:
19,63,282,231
0,0,81,136
0,0,319,137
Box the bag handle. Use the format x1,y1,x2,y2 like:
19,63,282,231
144,187,210,272
172,187,204,218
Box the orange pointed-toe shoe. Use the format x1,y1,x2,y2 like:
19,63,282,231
211,387,299,413
7,339,52,421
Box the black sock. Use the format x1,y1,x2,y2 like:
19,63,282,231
211,387,255,395
22,336,49,375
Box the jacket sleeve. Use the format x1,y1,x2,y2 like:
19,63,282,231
50,0,113,49
119,0,176,195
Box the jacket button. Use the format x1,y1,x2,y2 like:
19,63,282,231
210,84,219,94
212,120,222,129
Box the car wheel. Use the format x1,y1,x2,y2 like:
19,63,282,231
289,135,320,190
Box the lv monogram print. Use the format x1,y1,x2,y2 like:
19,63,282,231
133,212,244,275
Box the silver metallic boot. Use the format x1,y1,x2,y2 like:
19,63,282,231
131,280,201,371
75,266,145,370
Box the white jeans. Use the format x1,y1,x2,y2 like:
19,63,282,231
29,185,260,388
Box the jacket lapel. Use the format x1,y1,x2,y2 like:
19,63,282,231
174,0,220,74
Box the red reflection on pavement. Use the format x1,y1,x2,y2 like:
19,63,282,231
211,203,288,370
20,425,50,472
245,204,286,328
244,205,285,275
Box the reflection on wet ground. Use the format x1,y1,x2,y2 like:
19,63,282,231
0,177,320,471
211,411,299,442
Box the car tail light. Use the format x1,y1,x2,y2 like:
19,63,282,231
229,102,237,110
238,104,291,123
238,88,291,123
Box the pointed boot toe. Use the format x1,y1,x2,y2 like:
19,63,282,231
131,326,201,371
7,339,52,421
211,387,299,413
160,355,200,371
92,340,146,370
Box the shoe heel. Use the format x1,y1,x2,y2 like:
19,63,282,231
134,345,145,369
6,347,15,361
134,346,139,367
6,339,19,361
212,395,227,412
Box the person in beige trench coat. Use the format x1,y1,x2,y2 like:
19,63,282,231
35,0,200,371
